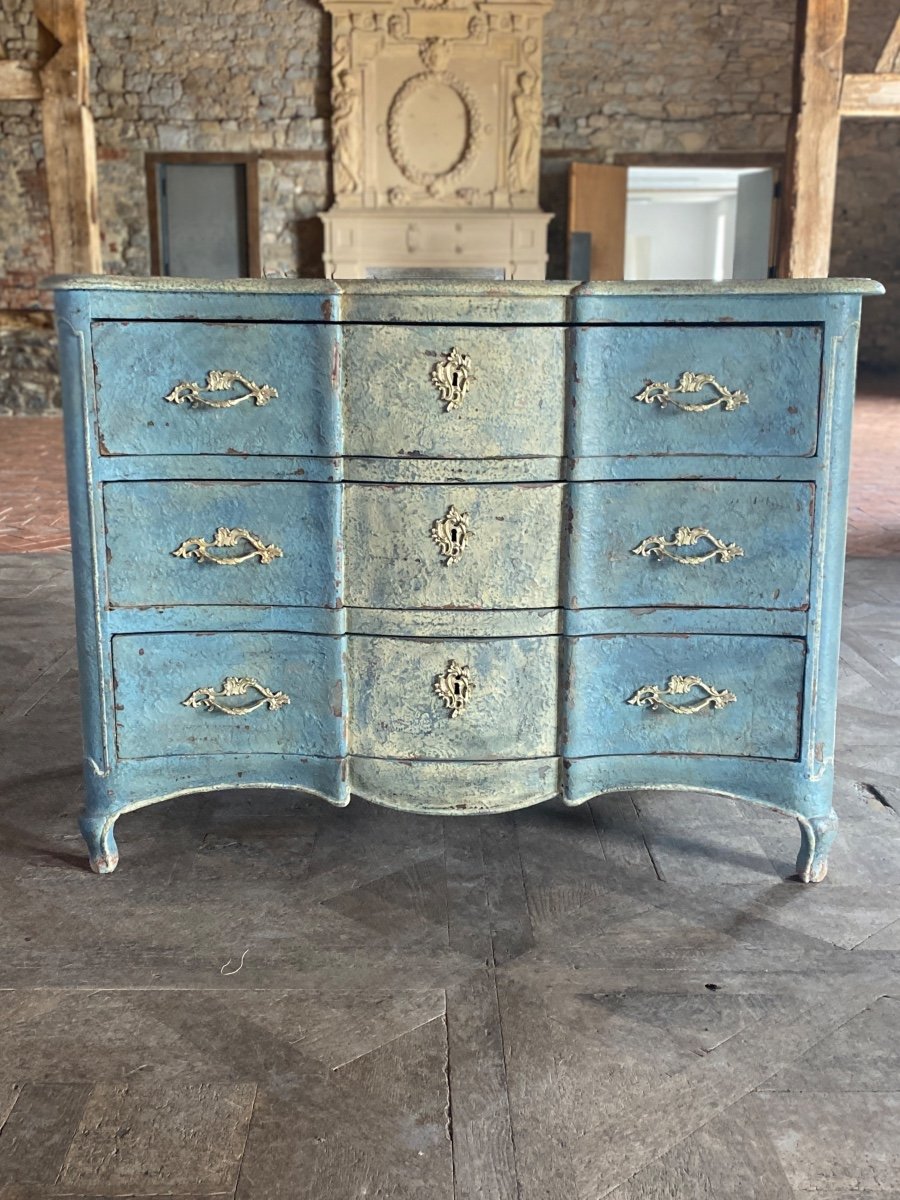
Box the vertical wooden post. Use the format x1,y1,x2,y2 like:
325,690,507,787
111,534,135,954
34,0,101,274
777,0,849,278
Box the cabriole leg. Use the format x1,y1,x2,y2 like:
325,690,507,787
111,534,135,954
79,812,120,875
796,810,838,883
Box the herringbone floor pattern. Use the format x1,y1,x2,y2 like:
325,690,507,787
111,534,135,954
0,554,898,1197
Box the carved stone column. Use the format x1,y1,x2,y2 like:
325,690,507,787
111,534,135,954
320,0,553,279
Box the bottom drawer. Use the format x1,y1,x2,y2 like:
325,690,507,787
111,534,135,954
566,634,805,761
349,635,558,761
112,633,344,760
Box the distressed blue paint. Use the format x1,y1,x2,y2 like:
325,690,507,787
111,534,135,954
571,323,822,459
103,480,341,609
51,277,882,882
344,482,563,610
568,480,814,611
112,632,345,760
341,324,566,459
564,633,806,760
349,635,558,760
93,320,340,457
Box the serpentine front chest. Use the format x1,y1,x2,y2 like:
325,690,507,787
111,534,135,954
53,277,881,878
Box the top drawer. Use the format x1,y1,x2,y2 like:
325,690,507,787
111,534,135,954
342,324,565,459
571,324,822,458
92,321,339,457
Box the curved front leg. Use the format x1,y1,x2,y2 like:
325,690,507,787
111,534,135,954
79,812,120,875
796,810,838,883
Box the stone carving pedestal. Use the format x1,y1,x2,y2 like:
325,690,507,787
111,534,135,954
320,0,552,279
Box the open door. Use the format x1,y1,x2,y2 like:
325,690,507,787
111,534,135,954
732,168,775,279
567,163,627,280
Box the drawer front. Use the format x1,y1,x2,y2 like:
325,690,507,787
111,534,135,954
342,325,565,458
569,481,814,611
356,218,506,258
349,635,558,760
572,324,821,458
344,483,563,610
93,321,339,456
566,634,805,760
104,481,339,609
112,632,343,760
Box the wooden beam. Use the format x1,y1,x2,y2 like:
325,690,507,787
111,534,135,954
777,0,849,278
34,0,101,275
0,59,41,100
875,14,900,73
841,72,900,116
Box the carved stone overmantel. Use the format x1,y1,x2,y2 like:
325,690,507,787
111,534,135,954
320,0,553,279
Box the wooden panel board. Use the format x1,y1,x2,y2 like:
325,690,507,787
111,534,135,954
567,162,627,281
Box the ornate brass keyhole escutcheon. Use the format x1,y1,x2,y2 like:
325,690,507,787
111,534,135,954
431,505,471,565
431,348,472,411
435,659,473,717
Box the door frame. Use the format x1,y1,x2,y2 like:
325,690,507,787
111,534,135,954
145,151,262,277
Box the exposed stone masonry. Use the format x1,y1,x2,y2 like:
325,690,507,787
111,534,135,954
0,0,896,412
0,314,59,417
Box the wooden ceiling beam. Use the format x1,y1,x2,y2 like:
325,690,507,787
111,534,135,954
0,3,101,277
841,72,900,116
0,59,42,100
875,14,900,72
34,0,101,275
777,0,850,278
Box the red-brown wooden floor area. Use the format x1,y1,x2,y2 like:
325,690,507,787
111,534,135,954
1,393,899,555
0,417,71,554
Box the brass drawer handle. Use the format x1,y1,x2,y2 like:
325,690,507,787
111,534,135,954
431,505,471,565
183,676,290,716
172,527,284,566
632,526,743,566
435,659,473,717
627,674,736,715
165,370,278,409
634,371,748,413
432,347,472,411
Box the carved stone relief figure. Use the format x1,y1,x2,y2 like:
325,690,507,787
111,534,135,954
508,70,540,193
332,67,362,196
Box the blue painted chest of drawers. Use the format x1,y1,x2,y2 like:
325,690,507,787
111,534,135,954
53,277,882,879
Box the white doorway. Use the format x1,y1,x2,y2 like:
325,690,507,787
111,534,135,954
566,161,778,282
625,166,774,281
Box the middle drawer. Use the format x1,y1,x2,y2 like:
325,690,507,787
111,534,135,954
103,480,563,610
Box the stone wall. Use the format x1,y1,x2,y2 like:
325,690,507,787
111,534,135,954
0,0,897,412
0,314,58,417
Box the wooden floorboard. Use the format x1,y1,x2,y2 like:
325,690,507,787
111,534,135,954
0,552,898,1197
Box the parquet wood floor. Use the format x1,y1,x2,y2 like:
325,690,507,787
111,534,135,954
0,553,898,1197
